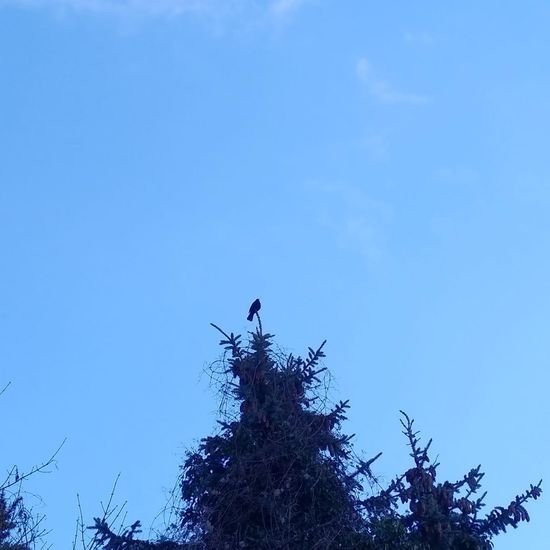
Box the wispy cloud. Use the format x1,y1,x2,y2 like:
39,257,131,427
1,0,243,16
359,132,390,162
269,0,307,17
403,31,435,46
356,57,429,105
433,166,479,186
0,0,307,18
308,181,393,263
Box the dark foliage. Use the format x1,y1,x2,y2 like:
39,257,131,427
1,382,63,550
362,412,542,549
90,318,541,550
0,491,27,550
176,327,369,549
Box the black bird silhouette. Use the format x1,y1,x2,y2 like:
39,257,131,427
247,298,261,321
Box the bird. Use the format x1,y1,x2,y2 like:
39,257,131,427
247,298,261,321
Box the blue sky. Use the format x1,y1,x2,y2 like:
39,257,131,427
1,1,548,548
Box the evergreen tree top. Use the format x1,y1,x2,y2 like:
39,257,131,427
88,315,542,550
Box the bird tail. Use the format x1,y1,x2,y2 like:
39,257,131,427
247,312,254,322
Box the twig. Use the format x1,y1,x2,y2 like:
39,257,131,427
2,438,67,490
0,381,11,397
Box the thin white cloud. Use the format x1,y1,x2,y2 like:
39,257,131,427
356,57,429,105
1,0,307,18
0,0,244,15
403,31,435,46
433,166,479,186
359,133,390,162
308,181,393,263
269,0,307,16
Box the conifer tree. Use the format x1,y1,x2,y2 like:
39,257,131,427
90,315,541,550
175,324,371,549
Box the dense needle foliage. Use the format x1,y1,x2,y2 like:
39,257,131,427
89,315,541,550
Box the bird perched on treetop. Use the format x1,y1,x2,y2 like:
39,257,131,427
247,298,261,321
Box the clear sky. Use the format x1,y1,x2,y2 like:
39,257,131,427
1,1,548,548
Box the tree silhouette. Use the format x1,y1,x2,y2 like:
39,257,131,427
0,382,63,550
89,317,542,550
